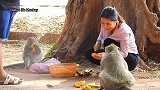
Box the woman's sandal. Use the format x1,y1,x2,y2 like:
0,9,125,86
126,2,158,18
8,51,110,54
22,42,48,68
0,74,24,85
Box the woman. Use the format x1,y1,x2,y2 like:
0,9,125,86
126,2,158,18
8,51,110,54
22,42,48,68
85,6,139,71
0,0,23,85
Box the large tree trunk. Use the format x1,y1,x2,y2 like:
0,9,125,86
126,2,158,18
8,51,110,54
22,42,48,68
51,0,160,63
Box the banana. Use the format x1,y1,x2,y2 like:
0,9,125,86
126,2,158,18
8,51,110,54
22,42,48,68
74,80,86,88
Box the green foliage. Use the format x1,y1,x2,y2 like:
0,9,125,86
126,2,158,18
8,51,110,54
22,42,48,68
44,43,57,58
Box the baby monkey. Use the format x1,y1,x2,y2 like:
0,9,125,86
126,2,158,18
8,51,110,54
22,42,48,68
99,43,135,90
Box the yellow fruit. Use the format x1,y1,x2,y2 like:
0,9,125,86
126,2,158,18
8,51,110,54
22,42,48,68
87,82,95,86
74,80,86,88
82,85,91,90
87,82,100,88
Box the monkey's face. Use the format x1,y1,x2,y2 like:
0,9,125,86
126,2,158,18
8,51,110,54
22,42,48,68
26,37,38,51
105,43,119,53
26,40,37,53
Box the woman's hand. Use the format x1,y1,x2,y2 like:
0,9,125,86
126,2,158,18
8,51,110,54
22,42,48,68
93,40,101,52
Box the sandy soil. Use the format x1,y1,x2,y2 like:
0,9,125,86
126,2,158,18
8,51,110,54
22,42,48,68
0,68,160,90
1,6,160,90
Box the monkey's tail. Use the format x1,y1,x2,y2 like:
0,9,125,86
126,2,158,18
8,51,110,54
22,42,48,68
3,62,24,68
138,56,154,71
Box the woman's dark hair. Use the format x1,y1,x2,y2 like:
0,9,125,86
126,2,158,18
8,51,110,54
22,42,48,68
101,6,125,23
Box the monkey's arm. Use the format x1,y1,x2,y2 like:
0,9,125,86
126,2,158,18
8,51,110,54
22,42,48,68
33,44,42,55
24,57,31,69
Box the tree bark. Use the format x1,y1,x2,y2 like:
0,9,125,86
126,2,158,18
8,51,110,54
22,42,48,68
50,0,160,63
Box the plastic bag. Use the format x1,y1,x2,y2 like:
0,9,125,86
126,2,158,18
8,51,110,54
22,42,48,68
29,58,61,74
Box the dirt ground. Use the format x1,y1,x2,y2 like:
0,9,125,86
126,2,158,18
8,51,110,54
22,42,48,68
1,67,160,90
1,5,160,90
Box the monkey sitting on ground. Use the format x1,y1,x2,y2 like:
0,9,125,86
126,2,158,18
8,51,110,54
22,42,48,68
99,43,135,90
4,37,43,69
22,37,43,69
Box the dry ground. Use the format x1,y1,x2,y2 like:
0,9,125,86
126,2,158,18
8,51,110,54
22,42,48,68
1,68,160,90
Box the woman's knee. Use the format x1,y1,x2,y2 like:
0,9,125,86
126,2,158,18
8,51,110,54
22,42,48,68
103,38,120,47
125,53,138,71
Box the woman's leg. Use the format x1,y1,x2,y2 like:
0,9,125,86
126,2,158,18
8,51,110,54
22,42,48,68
103,38,120,47
0,10,16,40
0,9,11,81
85,48,104,65
0,9,11,40
0,43,7,81
6,11,16,38
124,53,139,71
0,9,23,84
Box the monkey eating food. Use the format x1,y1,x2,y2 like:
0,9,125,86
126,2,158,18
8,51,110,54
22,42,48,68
4,37,43,69
23,37,43,69
99,43,135,90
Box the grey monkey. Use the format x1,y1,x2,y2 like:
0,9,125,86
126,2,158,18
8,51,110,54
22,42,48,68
22,37,42,69
4,37,43,69
99,43,135,90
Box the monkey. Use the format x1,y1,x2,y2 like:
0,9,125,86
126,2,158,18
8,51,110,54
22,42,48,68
4,37,43,69
99,43,135,90
22,37,42,69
